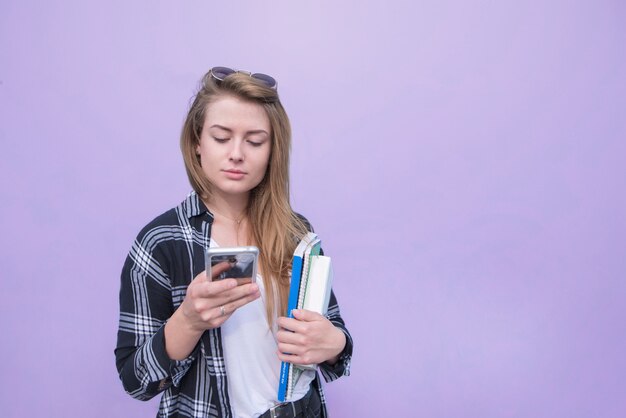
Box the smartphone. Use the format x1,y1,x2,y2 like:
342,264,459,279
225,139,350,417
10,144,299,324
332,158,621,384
205,246,259,284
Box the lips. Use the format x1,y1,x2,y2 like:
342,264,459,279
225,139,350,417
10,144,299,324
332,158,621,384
222,169,247,180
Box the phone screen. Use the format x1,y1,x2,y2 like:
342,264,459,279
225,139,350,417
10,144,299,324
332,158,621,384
206,247,258,283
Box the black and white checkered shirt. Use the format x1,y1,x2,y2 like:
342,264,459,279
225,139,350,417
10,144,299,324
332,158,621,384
115,192,353,417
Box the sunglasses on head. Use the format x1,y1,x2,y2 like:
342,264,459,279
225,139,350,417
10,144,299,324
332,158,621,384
209,66,277,90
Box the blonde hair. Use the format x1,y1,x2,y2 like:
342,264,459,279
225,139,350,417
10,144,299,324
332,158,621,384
181,70,309,324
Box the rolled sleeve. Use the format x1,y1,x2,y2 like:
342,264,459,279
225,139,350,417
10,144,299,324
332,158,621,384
139,325,197,393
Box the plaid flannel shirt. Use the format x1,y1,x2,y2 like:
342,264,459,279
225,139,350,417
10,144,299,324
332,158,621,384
115,192,352,417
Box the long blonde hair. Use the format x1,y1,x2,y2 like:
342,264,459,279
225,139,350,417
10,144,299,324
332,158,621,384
180,70,309,324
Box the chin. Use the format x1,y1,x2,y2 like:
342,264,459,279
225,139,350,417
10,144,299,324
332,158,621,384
215,183,255,197
209,175,264,198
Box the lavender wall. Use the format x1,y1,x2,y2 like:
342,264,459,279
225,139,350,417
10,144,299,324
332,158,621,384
1,1,625,417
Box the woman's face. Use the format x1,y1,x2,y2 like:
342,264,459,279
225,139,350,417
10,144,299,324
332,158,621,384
197,95,271,201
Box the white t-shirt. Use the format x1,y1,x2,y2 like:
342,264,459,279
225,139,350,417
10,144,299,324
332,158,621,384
213,240,315,418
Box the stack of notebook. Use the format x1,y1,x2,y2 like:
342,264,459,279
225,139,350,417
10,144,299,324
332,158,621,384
277,232,334,402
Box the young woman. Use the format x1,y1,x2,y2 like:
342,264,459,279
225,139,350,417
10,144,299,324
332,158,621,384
115,67,353,418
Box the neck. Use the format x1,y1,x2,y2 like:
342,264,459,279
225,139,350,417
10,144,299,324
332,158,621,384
204,191,251,247
205,191,249,223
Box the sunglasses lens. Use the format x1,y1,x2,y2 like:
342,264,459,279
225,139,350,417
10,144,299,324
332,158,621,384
211,66,235,81
252,73,277,89
210,67,277,89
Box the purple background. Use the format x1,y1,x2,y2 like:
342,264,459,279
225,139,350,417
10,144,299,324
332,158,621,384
1,1,625,417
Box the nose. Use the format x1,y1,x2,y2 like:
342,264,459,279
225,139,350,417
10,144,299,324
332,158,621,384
229,139,244,162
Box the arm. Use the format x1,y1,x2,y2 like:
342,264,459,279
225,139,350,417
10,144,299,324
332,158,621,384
318,289,353,381
276,289,353,381
115,240,190,400
115,242,261,399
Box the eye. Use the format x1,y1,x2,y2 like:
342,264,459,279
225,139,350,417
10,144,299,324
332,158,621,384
247,140,263,147
213,137,229,143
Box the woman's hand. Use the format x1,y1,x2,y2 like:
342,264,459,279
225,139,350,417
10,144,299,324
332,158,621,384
180,261,260,331
276,309,347,366
165,262,260,360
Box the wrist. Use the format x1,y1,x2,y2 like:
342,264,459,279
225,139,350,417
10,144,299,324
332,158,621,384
326,327,347,365
164,307,204,361
175,305,205,336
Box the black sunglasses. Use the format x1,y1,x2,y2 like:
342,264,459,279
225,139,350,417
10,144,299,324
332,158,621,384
209,66,277,90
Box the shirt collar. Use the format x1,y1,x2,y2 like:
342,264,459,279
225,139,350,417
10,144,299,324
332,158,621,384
181,191,213,220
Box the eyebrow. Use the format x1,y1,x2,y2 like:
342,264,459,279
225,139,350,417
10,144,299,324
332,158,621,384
209,124,269,136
